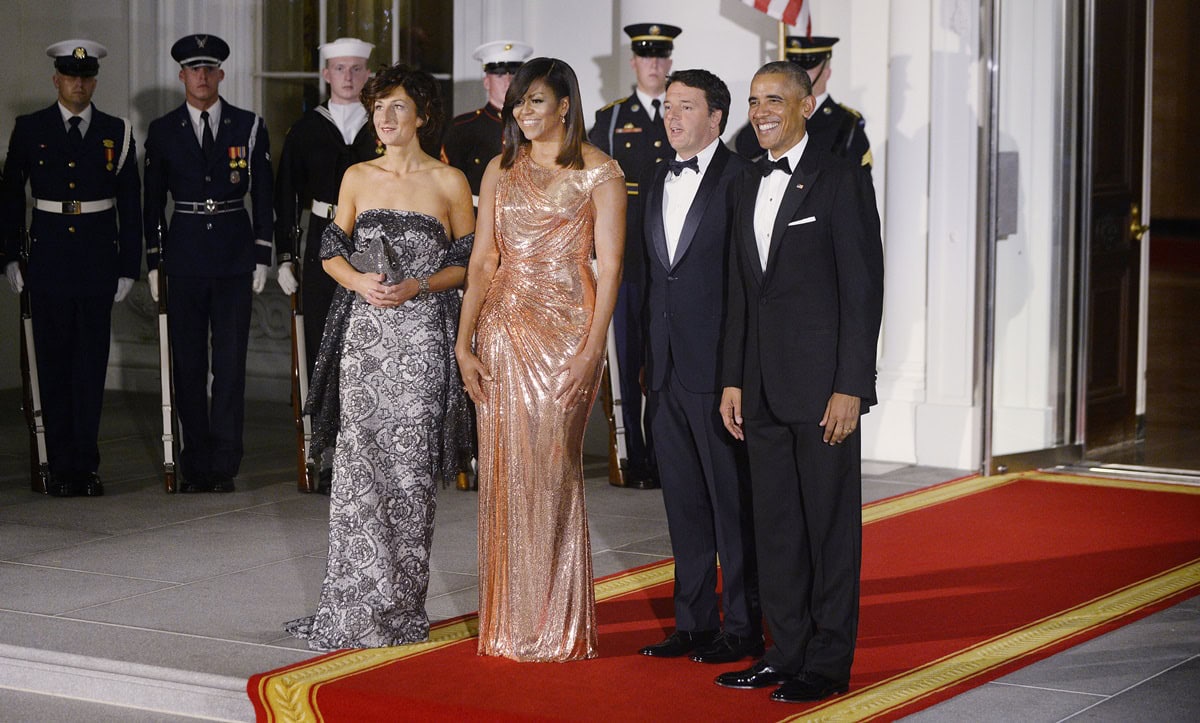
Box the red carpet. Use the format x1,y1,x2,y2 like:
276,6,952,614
250,473,1200,722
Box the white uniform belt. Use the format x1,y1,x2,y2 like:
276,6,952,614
175,199,245,215
33,198,115,215
311,200,337,219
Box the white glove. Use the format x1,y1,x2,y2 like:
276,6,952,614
148,269,160,303
252,263,269,294
277,261,299,295
114,277,134,303
5,261,23,294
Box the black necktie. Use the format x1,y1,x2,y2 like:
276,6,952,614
667,157,699,177
651,99,661,123
201,110,215,155
67,116,83,145
758,155,792,177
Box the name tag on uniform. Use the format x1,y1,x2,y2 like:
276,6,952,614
788,216,817,227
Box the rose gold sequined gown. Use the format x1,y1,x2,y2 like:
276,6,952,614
475,148,623,662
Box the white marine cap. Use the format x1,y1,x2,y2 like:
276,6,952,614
471,40,533,73
319,37,374,63
45,39,108,76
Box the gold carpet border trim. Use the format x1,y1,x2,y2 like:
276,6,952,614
861,473,1016,524
782,559,1200,722
1024,470,1200,495
595,559,676,602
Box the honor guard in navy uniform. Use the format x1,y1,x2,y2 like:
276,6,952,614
143,34,273,493
274,37,376,493
440,40,533,205
588,22,680,489
2,40,141,497
734,36,872,175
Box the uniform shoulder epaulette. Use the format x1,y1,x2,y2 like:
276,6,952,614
838,102,863,119
598,96,629,113
452,110,482,126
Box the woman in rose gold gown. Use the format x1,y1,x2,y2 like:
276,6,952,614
456,58,625,662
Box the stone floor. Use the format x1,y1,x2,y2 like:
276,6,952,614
0,390,1196,721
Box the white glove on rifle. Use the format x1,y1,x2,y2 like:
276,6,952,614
148,269,159,303
252,263,269,294
114,277,134,303
277,261,299,295
5,261,23,294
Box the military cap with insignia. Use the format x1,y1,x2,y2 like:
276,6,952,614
319,37,374,63
46,39,107,77
171,34,230,68
473,40,533,75
785,35,838,70
624,23,681,58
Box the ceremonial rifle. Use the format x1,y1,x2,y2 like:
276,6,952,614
155,222,178,492
289,203,317,492
17,225,50,493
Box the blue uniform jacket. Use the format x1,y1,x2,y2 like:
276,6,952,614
143,99,272,276
1,103,142,296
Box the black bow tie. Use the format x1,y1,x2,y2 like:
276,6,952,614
668,157,699,177
758,155,792,177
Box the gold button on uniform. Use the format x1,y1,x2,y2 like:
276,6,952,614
625,141,632,148
69,182,76,189
653,140,662,148
68,161,76,168
68,226,76,233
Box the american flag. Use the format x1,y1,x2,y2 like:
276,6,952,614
742,0,812,33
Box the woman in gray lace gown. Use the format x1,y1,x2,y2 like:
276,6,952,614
286,64,475,650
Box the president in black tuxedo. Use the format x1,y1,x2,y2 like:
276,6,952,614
716,61,883,704
636,70,761,665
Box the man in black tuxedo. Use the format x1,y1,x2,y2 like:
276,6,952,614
636,69,761,664
716,61,883,703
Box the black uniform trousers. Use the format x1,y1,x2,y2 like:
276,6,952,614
168,273,252,481
301,217,336,376
614,272,651,475
744,388,862,683
650,357,759,638
29,289,113,477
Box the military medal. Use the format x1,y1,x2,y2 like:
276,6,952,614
228,146,244,183
103,138,116,171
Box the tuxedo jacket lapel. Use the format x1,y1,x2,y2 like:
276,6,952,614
740,170,765,285
763,159,818,285
672,144,730,269
646,164,671,271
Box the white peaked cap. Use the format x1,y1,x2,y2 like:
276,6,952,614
319,37,374,62
46,39,108,59
471,40,533,66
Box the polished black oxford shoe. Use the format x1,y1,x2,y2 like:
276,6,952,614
210,474,236,493
180,475,213,493
714,659,794,689
770,671,849,703
690,632,765,664
45,473,76,497
640,630,717,657
79,472,105,497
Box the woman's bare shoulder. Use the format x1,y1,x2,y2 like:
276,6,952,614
581,143,613,169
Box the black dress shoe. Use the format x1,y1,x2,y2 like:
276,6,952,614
210,474,236,493
714,659,794,689
180,476,213,493
45,473,77,498
770,672,849,703
640,630,717,658
690,632,765,664
80,473,105,497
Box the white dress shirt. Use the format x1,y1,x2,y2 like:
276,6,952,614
635,88,665,122
58,103,93,137
328,100,368,145
186,100,223,147
662,137,721,264
752,133,809,271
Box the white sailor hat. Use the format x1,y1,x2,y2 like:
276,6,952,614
472,40,533,74
319,37,374,63
171,34,230,68
46,39,108,77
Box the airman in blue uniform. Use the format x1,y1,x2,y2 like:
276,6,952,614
143,34,273,493
2,39,141,497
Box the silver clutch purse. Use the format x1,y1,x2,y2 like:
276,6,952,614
348,235,404,300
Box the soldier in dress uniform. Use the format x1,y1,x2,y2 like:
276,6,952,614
440,39,533,205
274,37,376,494
143,34,273,494
1,39,141,497
734,36,872,175
588,22,681,490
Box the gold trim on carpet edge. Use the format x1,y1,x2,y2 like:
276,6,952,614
782,559,1200,723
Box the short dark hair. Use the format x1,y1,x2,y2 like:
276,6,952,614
499,57,586,170
360,63,444,156
754,60,813,97
665,69,731,134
